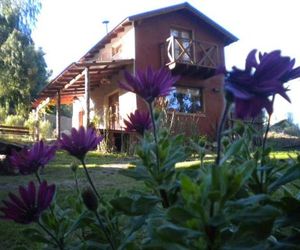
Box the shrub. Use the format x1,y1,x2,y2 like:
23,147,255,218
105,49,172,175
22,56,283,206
24,111,37,137
0,107,6,123
4,115,25,126
39,120,53,139
2,61,300,249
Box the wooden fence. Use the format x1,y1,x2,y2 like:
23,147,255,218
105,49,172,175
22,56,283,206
0,125,30,136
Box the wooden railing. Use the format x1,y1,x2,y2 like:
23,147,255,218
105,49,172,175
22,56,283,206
161,36,219,70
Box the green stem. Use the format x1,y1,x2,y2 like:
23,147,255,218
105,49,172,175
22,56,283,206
215,101,231,166
260,95,274,192
81,159,101,200
262,96,274,155
95,212,116,250
210,101,231,228
38,221,64,250
74,172,80,196
148,102,170,208
35,171,42,184
148,102,158,145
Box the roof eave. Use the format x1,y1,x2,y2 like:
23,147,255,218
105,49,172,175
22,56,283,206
128,2,238,46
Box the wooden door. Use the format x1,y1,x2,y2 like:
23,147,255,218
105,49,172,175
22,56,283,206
108,92,119,130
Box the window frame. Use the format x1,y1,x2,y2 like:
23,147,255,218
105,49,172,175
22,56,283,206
170,26,194,63
165,85,204,115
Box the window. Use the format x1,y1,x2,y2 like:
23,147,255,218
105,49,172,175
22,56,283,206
112,44,122,57
166,87,203,114
170,28,193,62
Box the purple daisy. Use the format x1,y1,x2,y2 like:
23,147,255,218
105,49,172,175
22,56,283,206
0,181,55,224
10,140,57,175
119,66,179,104
59,127,103,161
222,49,300,119
124,110,152,135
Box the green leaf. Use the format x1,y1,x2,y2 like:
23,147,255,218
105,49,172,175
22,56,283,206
22,228,52,244
110,197,134,215
226,194,269,207
167,206,195,224
110,195,160,216
269,164,300,192
220,139,244,165
157,223,202,244
120,166,152,181
64,211,90,237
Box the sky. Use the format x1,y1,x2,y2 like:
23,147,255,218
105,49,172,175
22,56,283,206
32,0,300,124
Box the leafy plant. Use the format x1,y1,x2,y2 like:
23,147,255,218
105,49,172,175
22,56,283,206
1,62,300,249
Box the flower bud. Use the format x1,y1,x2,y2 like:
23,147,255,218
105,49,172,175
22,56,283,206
224,89,234,104
235,121,245,136
82,187,98,211
198,138,206,147
70,162,78,173
222,137,230,148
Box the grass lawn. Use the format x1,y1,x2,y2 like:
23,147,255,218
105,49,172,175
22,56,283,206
0,149,298,249
0,151,142,250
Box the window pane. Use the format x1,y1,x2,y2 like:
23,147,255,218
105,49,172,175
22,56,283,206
166,87,202,113
170,28,192,62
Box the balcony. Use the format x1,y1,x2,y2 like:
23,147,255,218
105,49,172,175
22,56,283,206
161,36,219,77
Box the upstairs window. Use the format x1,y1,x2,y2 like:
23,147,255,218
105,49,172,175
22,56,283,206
112,44,122,57
170,28,193,62
166,86,203,114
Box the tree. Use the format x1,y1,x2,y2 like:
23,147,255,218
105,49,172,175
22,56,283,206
0,0,49,116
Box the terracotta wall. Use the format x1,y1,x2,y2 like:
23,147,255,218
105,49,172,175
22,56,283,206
134,9,226,70
134,10,227,139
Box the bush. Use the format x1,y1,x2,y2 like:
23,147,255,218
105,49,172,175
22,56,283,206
0,107,6,123
39,120,53,139
24,112,37,136
4,115,25,126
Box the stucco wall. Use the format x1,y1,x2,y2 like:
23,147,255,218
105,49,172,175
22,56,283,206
72,97,95,129
119,91,137,128
89,66,137,129
99,25,135,61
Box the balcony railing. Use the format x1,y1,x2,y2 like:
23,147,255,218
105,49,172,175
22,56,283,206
161,36,219,70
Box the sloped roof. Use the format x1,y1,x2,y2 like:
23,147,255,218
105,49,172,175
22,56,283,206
35,2,238,106
128,2,237,45
33,59,133,107
80,2,238,61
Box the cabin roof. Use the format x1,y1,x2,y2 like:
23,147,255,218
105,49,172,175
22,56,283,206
80,2,238,61
128,2,237,45
34,3,238,107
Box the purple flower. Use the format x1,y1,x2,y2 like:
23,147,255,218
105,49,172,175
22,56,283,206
119,67,179,103
222,49,300,119
59,127,103,161
10,140,56,175
124,110,152,135
82,187,98,211
0,181,55,224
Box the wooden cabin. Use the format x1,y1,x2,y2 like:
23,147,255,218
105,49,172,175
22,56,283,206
34,2,237,150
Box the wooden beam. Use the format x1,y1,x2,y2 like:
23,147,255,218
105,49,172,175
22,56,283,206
36,97,50,112
56,91,61,139
84,67,90,128
64,70,85,89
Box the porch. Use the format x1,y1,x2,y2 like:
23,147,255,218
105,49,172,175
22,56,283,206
160,36,219,78
34,59,134,138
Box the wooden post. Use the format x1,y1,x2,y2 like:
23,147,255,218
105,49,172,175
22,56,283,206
56,90,61,138
34,109,40,141
84,67,90,128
